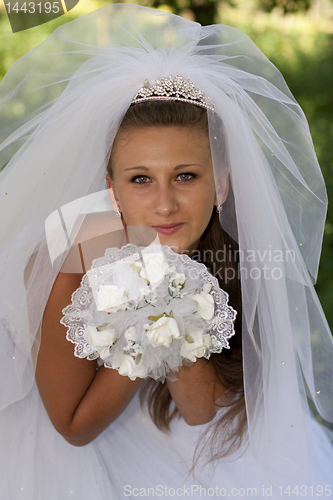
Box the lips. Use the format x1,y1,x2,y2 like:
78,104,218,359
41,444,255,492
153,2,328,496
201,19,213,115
152,223,184,235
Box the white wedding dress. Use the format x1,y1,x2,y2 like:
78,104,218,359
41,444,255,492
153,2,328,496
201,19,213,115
0,380,332,500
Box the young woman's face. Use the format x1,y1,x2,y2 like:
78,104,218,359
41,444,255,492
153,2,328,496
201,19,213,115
107,126,218,254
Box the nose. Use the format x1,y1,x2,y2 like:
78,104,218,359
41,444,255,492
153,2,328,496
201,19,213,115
154,184,179,217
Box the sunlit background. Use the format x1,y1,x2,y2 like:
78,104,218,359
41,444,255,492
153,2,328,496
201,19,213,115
1,0,333,328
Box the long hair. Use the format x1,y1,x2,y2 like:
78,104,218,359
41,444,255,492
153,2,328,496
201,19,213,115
107,101,246,461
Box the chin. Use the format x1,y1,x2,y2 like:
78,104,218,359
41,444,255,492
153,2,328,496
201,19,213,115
162,242,182,253
163,242,194,255
155,234,197,255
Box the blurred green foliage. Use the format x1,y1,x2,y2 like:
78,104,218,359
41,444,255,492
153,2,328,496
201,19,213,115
219,9,333,328
0,10,77,78
258,0,311,14
149,0,233,25
0,1,332,327
152,0,218,24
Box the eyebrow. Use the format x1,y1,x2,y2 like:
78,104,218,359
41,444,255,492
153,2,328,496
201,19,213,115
123,164,202,172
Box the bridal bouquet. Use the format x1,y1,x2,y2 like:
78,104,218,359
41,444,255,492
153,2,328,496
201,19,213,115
61,244,236,381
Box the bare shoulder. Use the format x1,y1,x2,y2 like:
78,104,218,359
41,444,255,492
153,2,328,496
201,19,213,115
72,211,124,245
60,212,157,274
60,211,126,274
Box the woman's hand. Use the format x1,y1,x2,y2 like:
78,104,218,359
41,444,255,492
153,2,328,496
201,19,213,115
166,358,226,426
36,271,142,447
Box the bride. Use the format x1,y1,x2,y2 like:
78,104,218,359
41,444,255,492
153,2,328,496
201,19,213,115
0,4,332,499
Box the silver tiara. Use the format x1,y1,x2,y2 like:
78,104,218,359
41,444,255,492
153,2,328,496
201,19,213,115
131,74,215,112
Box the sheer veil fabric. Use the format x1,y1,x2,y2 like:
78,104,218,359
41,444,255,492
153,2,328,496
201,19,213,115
0,4,332,498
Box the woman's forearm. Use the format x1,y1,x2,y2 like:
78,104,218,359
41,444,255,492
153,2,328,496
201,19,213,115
166,358,225,426
37,341,143,447
62,367,142,446
36,271,142,446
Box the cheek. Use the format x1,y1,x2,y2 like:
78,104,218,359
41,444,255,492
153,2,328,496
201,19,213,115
198,186,216,225
117,186,150,222
185,187,215,237
191,183,216,214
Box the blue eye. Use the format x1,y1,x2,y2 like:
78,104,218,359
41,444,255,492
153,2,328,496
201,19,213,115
177,173,196,181
131,175,150,183
130,172,196,183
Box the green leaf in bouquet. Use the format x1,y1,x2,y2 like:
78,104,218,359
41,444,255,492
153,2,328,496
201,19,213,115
148,310,174,322
185,333,194,344
96,323,109,332
135,353,142,364
131,263,141,275
131,263,149,285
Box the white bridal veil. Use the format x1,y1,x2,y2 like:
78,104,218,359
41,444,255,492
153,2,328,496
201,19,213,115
0,3,332,497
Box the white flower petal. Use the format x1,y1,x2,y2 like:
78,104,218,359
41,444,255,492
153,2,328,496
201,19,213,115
145,316,180,348
181,331,211,361
83,325,117,360
118,355,146,381
138,252,171,286
124,326,136,342
96,285,128,313
173,272,185,286
118,356,136,378
192,290,214,320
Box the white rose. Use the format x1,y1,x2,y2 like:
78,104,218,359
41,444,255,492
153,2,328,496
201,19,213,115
138,252,171,286
192,284,214,320
181,331,212,362
118,355,146,381
96,285,128,313
83,324,117,361
145,316,181,348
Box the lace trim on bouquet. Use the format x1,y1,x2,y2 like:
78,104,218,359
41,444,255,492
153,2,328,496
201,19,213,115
61,244,236,381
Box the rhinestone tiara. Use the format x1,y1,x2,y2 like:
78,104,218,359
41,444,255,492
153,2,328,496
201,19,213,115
131,74,215,112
